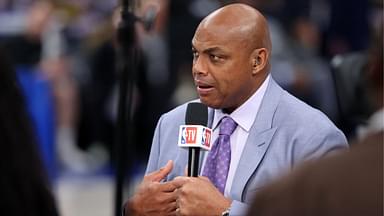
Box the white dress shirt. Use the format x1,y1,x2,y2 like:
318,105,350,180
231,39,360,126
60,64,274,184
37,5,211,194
200,75,270,197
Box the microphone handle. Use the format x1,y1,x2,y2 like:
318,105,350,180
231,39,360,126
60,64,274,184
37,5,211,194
188,147,200,177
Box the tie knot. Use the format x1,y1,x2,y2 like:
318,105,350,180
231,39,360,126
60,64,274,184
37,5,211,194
219,116,237,136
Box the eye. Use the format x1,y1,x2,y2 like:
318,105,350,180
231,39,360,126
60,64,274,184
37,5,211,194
209,54,221,62
192,50,199,60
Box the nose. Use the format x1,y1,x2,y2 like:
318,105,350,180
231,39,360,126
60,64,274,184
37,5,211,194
192,56,208,76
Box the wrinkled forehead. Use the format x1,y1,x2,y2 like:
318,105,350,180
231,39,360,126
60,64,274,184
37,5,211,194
192,22,252,49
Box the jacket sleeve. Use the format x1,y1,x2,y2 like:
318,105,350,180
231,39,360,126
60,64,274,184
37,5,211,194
145,115,165,174
296,127,348,163
230,200,249,216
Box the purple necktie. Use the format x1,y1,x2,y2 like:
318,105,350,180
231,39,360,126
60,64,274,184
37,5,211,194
202,116,237,194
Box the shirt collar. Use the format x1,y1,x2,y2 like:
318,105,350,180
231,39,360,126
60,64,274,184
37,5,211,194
212,75,271,132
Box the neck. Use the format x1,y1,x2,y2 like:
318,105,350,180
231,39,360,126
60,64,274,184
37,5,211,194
222,73,269,114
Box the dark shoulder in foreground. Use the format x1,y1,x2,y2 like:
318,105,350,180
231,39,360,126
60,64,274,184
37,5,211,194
248,131,383,216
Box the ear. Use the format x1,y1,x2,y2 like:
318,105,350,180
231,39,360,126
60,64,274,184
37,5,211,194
251,48,268,75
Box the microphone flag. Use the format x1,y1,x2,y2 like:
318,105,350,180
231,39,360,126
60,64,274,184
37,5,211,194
178,125,212,151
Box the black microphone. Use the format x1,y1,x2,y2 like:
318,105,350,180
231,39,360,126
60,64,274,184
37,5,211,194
185,102,208,177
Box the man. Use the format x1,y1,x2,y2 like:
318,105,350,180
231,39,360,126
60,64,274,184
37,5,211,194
246,25,383,216
125,3,347,216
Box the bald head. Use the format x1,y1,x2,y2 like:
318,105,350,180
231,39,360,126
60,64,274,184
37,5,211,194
196,3,272,51
191,4,273,112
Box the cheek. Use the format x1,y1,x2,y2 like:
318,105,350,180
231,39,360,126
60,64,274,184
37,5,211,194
224,73,249,96
211,63,243,96
215,77,232,98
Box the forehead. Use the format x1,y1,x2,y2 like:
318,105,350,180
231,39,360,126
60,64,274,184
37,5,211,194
192,25,247,51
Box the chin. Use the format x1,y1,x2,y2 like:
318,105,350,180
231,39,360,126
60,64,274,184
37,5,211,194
199,97,222,109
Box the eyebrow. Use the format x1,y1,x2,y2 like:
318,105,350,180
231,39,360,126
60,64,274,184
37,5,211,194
192,45,224,54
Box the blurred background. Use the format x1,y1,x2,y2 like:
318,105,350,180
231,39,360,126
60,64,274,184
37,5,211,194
0,0,382,215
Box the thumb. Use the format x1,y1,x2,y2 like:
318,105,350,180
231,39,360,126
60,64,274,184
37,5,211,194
146,160,173,182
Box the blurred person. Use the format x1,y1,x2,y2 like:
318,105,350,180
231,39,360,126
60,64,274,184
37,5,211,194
327,0,370,56
29,0,93,174
330,0,383,139
331,51,374,138
76,3,165,168
247,24,383,216
0,0,60,177
3,0,108,173
167,0,220,105
124,3,348,216
229,1,339,121
0,48,58,215
135,0,174,163
281,17,338,120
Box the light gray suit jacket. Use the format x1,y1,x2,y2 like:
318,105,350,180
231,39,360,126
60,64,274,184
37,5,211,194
145,78,348,215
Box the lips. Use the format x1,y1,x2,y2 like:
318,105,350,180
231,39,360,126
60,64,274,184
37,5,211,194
195,80,214,94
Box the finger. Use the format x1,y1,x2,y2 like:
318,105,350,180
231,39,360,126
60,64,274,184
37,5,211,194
198,176,217,188
166,206,178,216
167,211,177,216
157,188,179,203
166,201,178,213
146,160,174,182
199,175,211,183
158,180,180,192
184,165,188,176
158,200,178,215
172,176,189,188
175,207,181,216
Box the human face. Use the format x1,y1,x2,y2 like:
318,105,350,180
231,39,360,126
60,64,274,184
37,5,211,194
192,27,257,113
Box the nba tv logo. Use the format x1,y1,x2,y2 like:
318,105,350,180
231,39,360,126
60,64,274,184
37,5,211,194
201,128,211,148
181,127,197,144
178,125,212,150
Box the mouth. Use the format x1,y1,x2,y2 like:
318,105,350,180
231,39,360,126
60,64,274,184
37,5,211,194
195,80,214,94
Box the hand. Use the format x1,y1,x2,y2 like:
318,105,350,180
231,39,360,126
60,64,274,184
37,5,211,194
173,176,232,216
125,160,179,216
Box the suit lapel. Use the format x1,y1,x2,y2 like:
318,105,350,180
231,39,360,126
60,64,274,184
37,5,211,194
230,78,283,202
